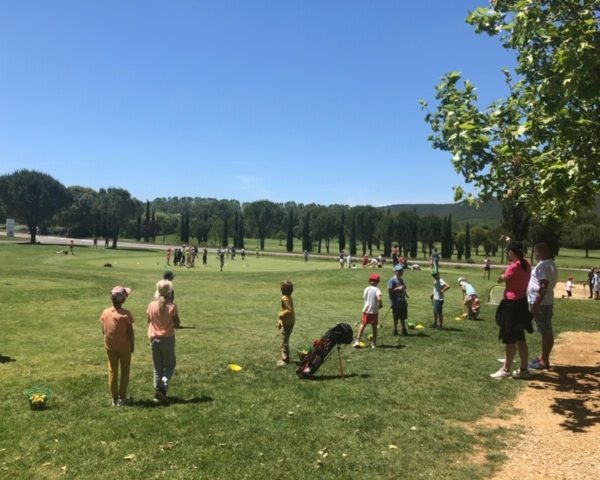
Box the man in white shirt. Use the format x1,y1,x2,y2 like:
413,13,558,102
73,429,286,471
526,242,558,369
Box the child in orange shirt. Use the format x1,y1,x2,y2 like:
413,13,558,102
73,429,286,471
100,286,134,406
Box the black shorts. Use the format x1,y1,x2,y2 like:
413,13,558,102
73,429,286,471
392,300,408,321
496,298,533,344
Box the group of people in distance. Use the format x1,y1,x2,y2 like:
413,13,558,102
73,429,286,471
99,270,181,406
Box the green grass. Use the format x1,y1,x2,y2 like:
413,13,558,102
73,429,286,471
1,244,597,479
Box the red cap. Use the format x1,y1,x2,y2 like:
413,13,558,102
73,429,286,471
369,273,380,283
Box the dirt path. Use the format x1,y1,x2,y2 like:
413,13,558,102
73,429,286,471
480,331,600,479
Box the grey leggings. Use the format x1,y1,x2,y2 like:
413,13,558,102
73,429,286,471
151,336,176,391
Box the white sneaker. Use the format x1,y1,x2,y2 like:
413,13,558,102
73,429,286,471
512,369,531,380
370,342,376,349
352,340,360,348
490,368,511,379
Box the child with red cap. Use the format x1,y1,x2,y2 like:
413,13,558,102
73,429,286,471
354,273,383,348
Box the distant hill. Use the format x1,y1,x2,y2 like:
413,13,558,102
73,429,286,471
384,200,502,226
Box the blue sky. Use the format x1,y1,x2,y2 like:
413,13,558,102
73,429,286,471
0,1,514,207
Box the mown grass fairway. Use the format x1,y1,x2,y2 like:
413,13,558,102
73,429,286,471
1,243,597,479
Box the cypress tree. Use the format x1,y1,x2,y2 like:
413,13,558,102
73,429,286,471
465,221,471,260
339,210,346,252
349,214,357,256
286,209,294,252
302,211,311,252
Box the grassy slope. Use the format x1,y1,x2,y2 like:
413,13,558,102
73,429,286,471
0,244,597,479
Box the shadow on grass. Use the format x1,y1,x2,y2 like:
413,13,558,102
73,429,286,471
298,373,370,381
175,325,196,330
375,343,406,349
131,395,214,408
529,365,600,433
439,326,464,332
0,354,16,363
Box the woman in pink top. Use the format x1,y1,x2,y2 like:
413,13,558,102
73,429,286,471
147,280,180,405
490,242,533,380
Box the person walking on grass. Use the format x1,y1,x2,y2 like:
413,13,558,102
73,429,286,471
147,280,181,405
483,256,491,280
527,242,558,370
100,286,134,407
490,241,533,380
388,264,409,336
430,271,450,329
354,273,383,348
277,280,295,367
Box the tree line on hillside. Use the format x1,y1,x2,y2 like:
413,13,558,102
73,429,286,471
2,169,600,258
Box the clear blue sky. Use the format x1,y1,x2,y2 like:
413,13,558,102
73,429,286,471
0,1,514,207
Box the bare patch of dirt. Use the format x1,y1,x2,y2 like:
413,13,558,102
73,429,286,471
473,331,600,479
554,281,592,300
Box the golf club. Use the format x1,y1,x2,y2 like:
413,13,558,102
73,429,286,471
379,306,392,330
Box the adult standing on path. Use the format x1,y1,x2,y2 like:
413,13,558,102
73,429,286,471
490,241,533,380
527,242,558,370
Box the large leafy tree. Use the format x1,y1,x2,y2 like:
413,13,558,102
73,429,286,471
97,188,140,248
422,0,600,221
0,169,71,243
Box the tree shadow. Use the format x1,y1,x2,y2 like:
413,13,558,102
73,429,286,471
529,365,600,433
131,395,213,408
0,354,16,364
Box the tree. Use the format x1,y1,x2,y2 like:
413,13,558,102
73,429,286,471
573,224,600,258
59,186,101,238
441,215,453,259
244,200,281,250
464,221,472,260
422,0,600,221
0,170,71,243
285,208,295,252
302,210,311,252
454,231,466,261
97,188,140,248
338,208,346,252
419,214,442,258
349,214,357,256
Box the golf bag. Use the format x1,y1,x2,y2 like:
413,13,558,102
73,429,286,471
296,323,353,378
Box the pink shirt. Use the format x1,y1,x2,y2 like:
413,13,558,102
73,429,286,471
503,259,531,300
147,300,178,338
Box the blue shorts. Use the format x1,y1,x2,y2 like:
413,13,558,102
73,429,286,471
432,299,444,315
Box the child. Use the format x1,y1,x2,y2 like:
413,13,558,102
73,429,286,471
458,277,479,319
354,273,383,348
277,280,295,367
430,272,450,329
564,276,574,298
147,280,181,405
100,286,134,406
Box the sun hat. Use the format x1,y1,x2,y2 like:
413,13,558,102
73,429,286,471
393,264,404,272
457,277,465,284
369,273,381,283
111,286,131,302
163,270,175,280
